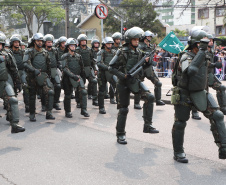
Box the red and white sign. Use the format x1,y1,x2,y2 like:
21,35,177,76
95,4,108,19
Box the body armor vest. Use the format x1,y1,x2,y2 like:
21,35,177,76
103,49,114,66
32,52,47,72
77,46,91,67
125,49,141,72
177,52,207,91
91,48,99,59
67,55,82,75
57,48,65,61
12,50,24,70
48,49,57,68
0,55,8,81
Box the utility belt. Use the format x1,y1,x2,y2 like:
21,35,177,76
171,86,192,107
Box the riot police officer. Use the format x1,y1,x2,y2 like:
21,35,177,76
76,34,98,107
21,42,26,50
109,27,159,144
44,34,62,110
171,29,226,163
134,30,165,109
96,37,117,114
56,36,67,66
61,38,89,118
89,38,100,99
23,33,55,121
0,33,25,133
206,34,226,114
10,35,30,113
112,32,122,50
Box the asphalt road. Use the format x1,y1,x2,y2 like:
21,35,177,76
1,78,226,185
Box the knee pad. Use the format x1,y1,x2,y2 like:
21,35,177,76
119,108,129,115
48,89,54,96
155,81,162,87
173,121,186,130
213,110,224,121
9,96,18,105
81,89,87,96
145,93,155,102
55,83,61,90
219,85,226,91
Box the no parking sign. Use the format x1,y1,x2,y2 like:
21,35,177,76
95,4,108,19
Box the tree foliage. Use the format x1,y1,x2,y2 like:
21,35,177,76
0,0,65,37
172,28,189,37
104,0,165,38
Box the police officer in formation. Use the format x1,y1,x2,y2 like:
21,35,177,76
10,35,30,113
0,33,25,133
171,29,226,163
43,34,62,111
96,37,117,114
23,33,55,121
61,38,89,118
108,27,159,144
76,34,98,107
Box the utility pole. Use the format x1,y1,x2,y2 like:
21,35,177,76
65,0,70,37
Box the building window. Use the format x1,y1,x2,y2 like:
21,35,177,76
216,26,226,36
198,8,209,19
86,30,95,40
191,20,195,24
216,8,225,17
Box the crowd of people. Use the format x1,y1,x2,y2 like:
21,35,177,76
1,26,226,164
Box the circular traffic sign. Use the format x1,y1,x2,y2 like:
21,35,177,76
95,4,108,19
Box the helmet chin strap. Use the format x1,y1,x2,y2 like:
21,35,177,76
47,46,52,48
14,46,19,49
69,48,75,52
35,42,42,48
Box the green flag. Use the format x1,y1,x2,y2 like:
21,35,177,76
158,31,185,54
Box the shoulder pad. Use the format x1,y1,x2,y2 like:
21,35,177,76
24,48,33,55
87,46,91,50
138,42,145,49
122,47,129,52
61,53,70,60
97,49,104,56
180,53,189,62
75,53,81,57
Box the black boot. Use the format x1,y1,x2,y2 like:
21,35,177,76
65,112,73,118
117,135,127,145
53,103,61,110
25,105,30,113
134,104,142,109
46,111,55,120
76,103,81,108
192,110,201,120
110,98,117,104
99,108,106,114
156,100,165,106
174,153,188,163
143,124,159,133
29,113,36,122
92,100,99,106
71,94,75,99
11,123,25,133
42,105,46,112
81,109,90,117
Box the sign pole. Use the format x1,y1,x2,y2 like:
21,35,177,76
101,19,104,41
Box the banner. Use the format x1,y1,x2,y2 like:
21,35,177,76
158,31,185,54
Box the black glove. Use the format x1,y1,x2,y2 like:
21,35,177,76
72,75,79,81
199,39,210,50
215,62,222,69
15,83,22,94
34,69,41,76
58,65,63,71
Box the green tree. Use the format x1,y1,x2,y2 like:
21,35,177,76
172,28,188,37
104,0,165,38
0,0,65,37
